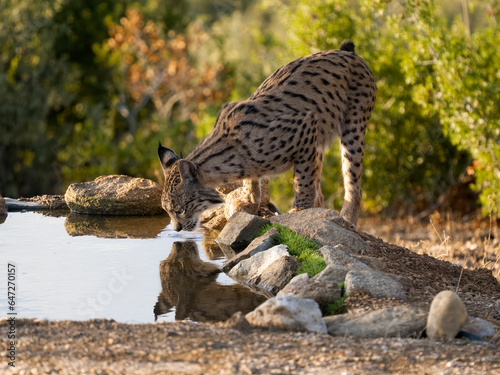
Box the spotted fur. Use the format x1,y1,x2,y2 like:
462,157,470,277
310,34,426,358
158,40,376,231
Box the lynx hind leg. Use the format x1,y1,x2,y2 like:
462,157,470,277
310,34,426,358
290,115,325,212
224,178,261,219
339,111,369,228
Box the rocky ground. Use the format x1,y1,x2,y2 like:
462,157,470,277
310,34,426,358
2,192,499,374
2,217,500,374
1,318,499,375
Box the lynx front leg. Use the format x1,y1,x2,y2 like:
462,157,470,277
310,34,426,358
291,151,323,212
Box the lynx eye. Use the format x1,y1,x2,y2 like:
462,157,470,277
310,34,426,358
174,208,186,216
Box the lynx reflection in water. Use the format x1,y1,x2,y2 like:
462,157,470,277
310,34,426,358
154,241,267,321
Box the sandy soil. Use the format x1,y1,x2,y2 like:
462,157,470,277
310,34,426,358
1,215,500,374
1,318,499,375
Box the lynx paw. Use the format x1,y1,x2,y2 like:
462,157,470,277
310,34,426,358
288,206,305,214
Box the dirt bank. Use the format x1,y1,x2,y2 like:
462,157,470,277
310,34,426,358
1,318,499,375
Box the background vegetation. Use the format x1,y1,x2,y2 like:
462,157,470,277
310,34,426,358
1,0,499,217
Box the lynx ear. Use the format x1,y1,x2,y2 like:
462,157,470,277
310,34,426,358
178,159,198,183
158,142,180,172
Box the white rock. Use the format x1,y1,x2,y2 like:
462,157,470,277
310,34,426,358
228,245,289,278
246,295,327,333
426,290,468,341
462,316,495,338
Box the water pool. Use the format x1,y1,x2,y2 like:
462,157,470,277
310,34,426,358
0,211,265,324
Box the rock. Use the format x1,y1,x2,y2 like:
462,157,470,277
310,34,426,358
426,290,468,341
3,197,47,211
246,295,327,333
221,227,279,273
201,206,227,230
18,195,68,210
325,306,427,338
228,245,300,295
345,270,406,300
462,317,495,338
252,256,302,295
201,179,274,230
352,255,387,271
65,175,164,215
216,211,271,252
223,311,253,332
271,207,343,226
314,265,352,285
318,245,371,269
0,194,7,214
277,273,342,309
270,208,370,253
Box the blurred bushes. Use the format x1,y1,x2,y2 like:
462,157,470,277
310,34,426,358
1,0,498,216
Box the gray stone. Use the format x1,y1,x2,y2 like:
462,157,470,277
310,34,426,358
201,206,227,230
65,175,163,215
318,245,371,269
221,227,279,272
246,295,327,333
3,197,47,212
345,270,406,300
277,273,342,308
325,306,427,338
251,255,301,295
271,207,344,226
314,265,352,284
0,194,7,214
426,290,468,341
352,255,387,271
462,317,495,338
270,208,370,253
216,211,271,252
228,245,300,295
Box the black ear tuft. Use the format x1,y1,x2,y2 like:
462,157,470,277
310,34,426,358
340,39,355,53
158,144,180,170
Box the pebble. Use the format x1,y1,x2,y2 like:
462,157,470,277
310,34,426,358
426,290,468,341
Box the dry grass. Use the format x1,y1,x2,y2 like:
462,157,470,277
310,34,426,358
358,211,500,281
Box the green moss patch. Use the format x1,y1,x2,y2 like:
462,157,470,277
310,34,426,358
259,224,326,277
325,283,347,316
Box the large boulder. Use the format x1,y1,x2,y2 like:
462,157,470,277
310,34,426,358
228,245,300,295
216,211,270,252
426,290,468,341
65,175,164,215
270,208,370,253
246,295,327,333
324,306,427,338
277,273,342,309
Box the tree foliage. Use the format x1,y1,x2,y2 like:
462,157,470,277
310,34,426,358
1,0,499,216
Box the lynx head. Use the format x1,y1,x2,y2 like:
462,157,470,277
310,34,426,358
158,143,223,231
